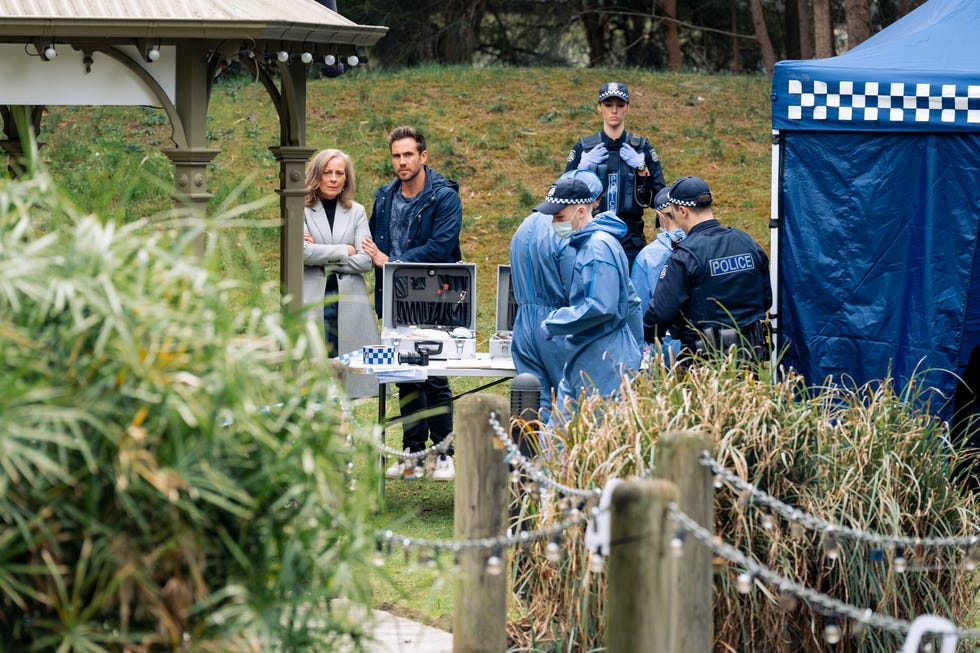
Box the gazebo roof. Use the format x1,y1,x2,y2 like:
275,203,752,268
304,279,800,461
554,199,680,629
0,0,386,46
0,0,387,315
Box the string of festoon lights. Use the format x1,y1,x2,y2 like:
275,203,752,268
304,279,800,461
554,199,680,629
669,502,980,643
369,414,980,643
700,451,980,568
486,411,605,500
372,508,593,575
371,431,456,466
371,412,609,573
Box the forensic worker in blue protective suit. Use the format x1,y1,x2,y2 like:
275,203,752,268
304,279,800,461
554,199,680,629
642,176,771,363
565,81,667,272
538,178,643,420
509,171,603,418
363,126,463,482
631,187,686,365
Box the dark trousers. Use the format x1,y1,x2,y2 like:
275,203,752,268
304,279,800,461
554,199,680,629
396,377,454,455
322,285,339,357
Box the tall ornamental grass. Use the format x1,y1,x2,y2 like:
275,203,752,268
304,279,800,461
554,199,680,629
0,173,379,651
509,349,979,652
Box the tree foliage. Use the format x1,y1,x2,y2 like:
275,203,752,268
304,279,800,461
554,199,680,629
341,0,927,74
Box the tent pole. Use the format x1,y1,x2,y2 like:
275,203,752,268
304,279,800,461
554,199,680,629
769,128,781,381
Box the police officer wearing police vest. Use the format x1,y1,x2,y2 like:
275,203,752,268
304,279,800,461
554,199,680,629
642,176,772,362
565,81,666,272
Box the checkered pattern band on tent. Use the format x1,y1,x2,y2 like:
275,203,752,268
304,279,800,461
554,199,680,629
782,79,980,127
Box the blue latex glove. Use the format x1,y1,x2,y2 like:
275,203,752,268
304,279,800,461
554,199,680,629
620,142,645,169
577,143,608,170
539,321,552,341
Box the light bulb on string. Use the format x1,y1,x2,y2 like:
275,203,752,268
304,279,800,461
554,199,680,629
735,572,753,594
669,531,685,558
589,552,605,573
966,543,980,571
276,50,289,63
823,618,842,645
486,554,503,576
850,612,870,639
529,483,541,502
146,46,161,62
43,44,57,60
545,538,561,563
347,55,359,66
300,52,313,64
894,549,907,573
789,521,805,539
822,529,839,561
324,54,336,66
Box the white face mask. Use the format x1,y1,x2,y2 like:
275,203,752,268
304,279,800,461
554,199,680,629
552,221,573,239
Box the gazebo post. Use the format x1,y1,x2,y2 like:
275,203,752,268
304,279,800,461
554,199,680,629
271,144,315,316
162,41,220,254
270,59,314,316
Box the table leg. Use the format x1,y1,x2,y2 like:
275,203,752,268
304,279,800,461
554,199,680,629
377,382,387,505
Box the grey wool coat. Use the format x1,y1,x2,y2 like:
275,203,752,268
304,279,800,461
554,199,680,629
303,199,381,398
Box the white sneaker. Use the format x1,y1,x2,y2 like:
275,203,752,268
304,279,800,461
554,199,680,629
384,458,404,479
431,456,455,481
385,449,410,479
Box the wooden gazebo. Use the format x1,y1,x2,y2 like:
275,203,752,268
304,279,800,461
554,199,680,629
0,1,387,310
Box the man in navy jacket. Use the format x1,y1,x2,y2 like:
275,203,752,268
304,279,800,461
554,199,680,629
363,126,463,481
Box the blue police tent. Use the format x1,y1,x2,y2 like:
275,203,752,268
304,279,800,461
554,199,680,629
770,0,980,419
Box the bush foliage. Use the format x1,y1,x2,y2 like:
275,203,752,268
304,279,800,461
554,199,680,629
0,173,379,651
510,351,980,652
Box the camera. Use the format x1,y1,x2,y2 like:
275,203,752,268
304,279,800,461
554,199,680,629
397,340,443,367
398,350,429,366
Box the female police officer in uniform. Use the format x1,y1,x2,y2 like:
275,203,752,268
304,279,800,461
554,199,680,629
565,81,667,272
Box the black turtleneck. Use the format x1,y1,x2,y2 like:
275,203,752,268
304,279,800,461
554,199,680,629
320,196,337,231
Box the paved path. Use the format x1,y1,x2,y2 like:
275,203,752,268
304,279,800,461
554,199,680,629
362,609,454,653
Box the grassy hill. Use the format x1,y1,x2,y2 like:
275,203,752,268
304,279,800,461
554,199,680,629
36,65,773,342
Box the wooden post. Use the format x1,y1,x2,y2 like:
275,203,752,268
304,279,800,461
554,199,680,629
453,393,509,653
654,430,714,652
607,477,679,653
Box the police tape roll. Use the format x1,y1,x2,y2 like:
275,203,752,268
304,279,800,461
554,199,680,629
362,345,396,365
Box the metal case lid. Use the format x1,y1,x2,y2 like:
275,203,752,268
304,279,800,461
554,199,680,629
381,262,477,332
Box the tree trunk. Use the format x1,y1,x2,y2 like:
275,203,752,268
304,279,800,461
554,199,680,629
785,0,801,59
580,0,610,66
731,0,742,72
440,0,486,64
844,0,871,50
748,0,776,75
658,0,682,71
813,0,834,57
797,0,814,59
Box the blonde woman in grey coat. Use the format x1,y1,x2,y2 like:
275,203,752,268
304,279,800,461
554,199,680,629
303,149,380,397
